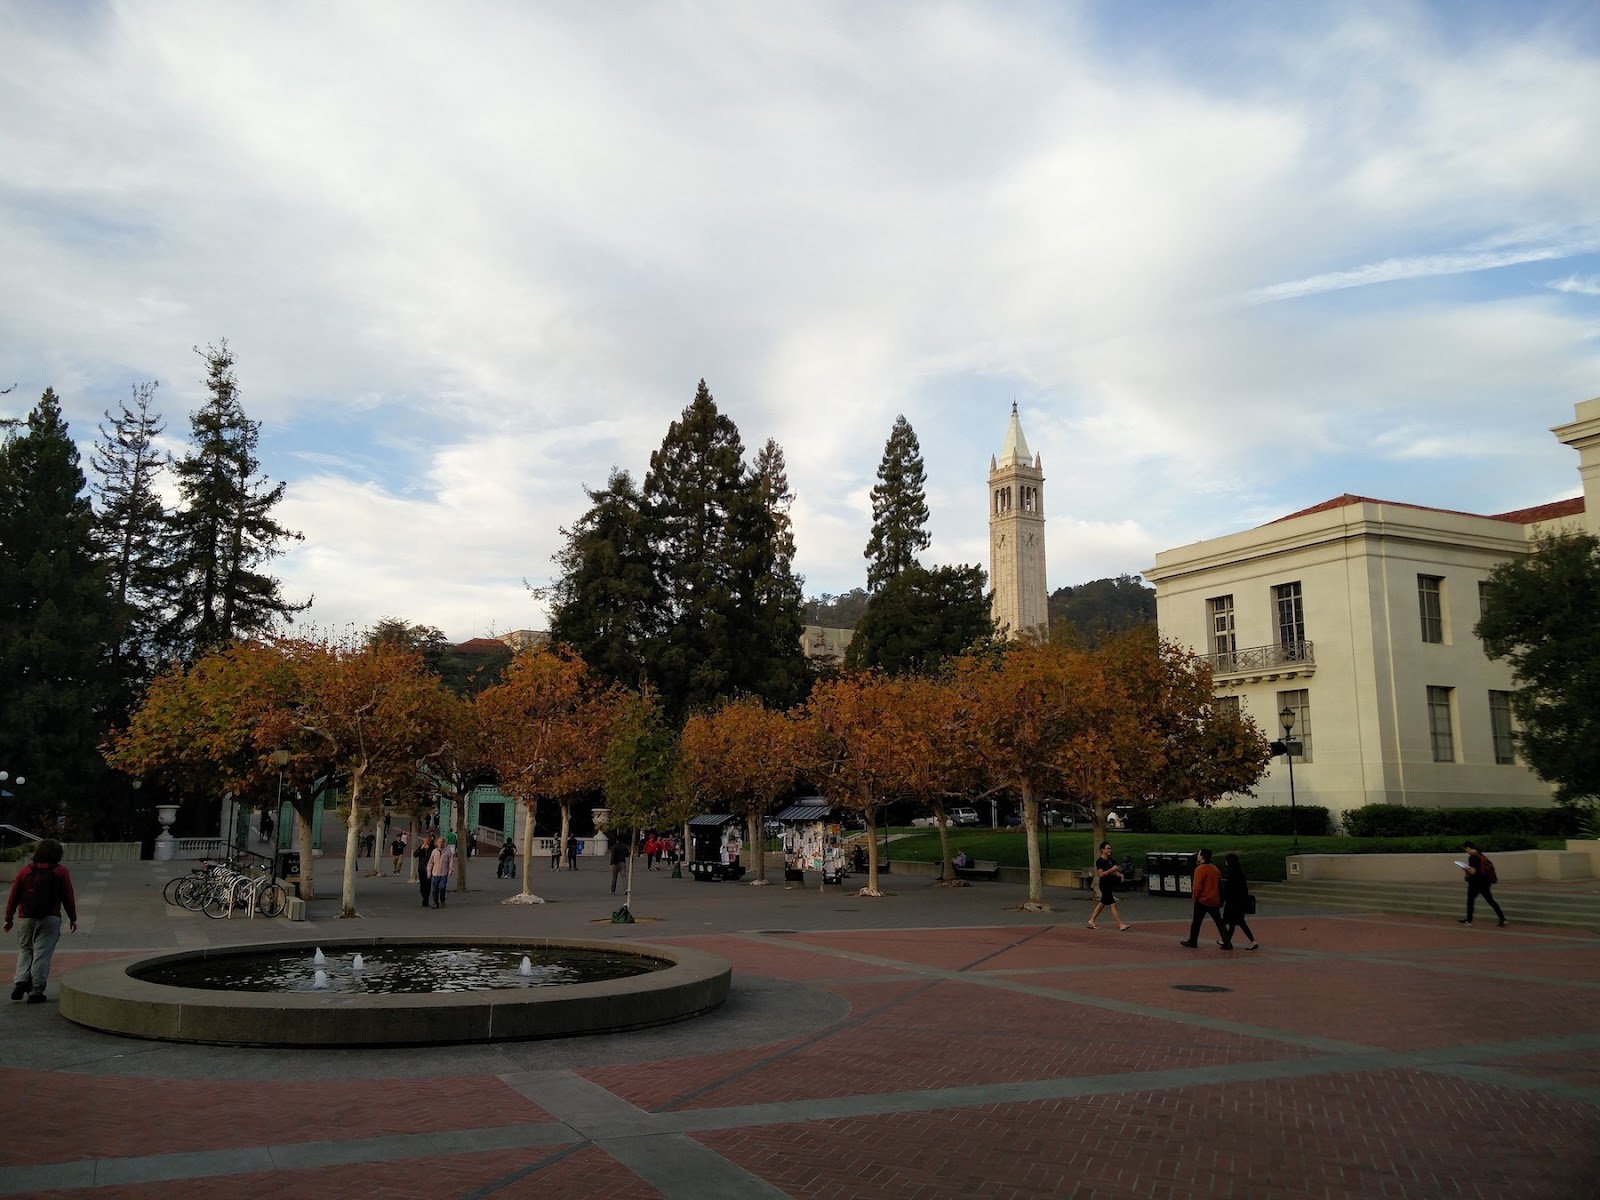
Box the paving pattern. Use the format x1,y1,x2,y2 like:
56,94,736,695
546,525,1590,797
2,859,1597,1197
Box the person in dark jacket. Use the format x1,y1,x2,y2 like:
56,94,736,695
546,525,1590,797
413,833,436,906
5,839,78,1003
1459,841,1507,926
1220,852,1259,950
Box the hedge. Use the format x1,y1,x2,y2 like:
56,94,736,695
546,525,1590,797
1127,805,1331,837
1339,805,1582,838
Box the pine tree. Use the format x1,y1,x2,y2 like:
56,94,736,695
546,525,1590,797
548,469,661,690
92,380,171,676
864,414,931,591
0,389,124,836
165,342,306,659
845,563,994,674
749,438,809,707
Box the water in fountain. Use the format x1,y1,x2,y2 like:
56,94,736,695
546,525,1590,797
135,945,666,994
352,954,365,971
312,948,326,965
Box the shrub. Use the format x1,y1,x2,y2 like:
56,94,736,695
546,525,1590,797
1129,805,1331,837
1339,805,1581,838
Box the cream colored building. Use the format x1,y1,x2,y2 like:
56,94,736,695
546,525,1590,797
1145,397,1600,822
989,404,1049,638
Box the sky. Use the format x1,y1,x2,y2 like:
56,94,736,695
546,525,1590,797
4,0,1599,643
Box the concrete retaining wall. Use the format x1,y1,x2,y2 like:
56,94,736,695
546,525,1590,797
1287,848,1594,883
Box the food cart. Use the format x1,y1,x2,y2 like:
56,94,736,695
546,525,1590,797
686,813,745,881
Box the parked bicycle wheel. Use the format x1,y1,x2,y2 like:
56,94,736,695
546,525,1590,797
163,876,191,906
177,876,209,910
201,885,233,919
256,882,288,918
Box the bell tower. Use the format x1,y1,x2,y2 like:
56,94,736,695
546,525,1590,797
989,404,1048,638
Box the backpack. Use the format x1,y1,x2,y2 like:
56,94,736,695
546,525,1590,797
17,864,59,919
1478,853,1498,886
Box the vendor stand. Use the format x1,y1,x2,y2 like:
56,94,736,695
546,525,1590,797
686,813,746,881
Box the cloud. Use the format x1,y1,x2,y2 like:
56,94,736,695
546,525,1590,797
4,2,1600,638
1549,274,1600,296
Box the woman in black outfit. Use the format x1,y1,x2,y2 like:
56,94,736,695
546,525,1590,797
1220,852,1258,950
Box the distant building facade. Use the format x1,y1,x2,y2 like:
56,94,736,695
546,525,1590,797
1145,397,1599,822
801,625,855,663
989,404,1049,638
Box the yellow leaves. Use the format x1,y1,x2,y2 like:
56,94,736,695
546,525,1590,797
477,646,613,806
679,696,795,814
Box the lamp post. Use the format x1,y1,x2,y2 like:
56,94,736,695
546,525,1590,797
1278,706,1300,853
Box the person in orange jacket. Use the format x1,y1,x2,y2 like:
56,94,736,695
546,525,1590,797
1179,847,1230,949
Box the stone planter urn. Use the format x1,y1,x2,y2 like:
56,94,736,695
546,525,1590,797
153,804,180,862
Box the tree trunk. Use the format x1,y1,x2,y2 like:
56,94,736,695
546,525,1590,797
1021,778,1046,909
558,802,572,870
748,808,768,884
295,800,315,901
862,803,882,896
406,816,419,883
454,791,469,892
519,800,535,896
340,771,364,917
934,798,954,881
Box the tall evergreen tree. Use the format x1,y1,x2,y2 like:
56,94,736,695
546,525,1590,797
0,389,124,836
548,469,661,690
92,380,171,677
845,563,994,675
165,342,306,660
750,438,809,707
864,414,931,591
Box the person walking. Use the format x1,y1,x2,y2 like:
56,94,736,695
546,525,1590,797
497,841,515,879
1179,848,1230,949
565,836,579,870
414,833,436,906
1459,841,1508,926
644,834,658,871
5,838,78,1004
1087,840,1132,931
428,837,455,908
610,837,629,894
1220,852,1259,950
549,837,560,870
390,831,407,875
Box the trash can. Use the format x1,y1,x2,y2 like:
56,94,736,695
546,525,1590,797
1146,853,1166,895
276,850,302,897
1172,851,1198,899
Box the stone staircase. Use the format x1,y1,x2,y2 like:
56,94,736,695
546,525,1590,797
1251,879,1600,931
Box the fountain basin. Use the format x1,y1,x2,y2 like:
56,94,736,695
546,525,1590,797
60,936,731,1047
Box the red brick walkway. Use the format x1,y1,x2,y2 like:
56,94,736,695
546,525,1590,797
5,913,1598,1198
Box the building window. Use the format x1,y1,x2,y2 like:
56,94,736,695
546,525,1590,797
1418,575,1445,643
1478,580,1490,621
1208,595,1235,663
1276,688,1311,762
1489,691,1515,765
1273,582,1305,651
1427,686,1455,762
1213,695,1240,715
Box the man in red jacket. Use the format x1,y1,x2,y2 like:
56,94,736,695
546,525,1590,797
5,838,79,1003
1179,848,1230,950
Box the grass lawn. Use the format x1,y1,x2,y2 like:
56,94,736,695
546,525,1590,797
880,828,1567,882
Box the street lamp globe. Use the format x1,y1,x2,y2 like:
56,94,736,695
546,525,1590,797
1279,706,1296,735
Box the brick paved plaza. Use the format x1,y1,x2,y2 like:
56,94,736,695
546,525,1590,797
2,857,1597,1198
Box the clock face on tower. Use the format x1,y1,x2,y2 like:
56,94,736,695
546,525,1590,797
1025,532,1035,548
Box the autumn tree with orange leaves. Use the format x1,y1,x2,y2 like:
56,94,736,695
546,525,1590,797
678,696,796,884
796,672,916,897
478,647,616,897
258,638,453,917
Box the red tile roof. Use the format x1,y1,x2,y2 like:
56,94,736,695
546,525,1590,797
1270,492,1584,527
453,638,508,655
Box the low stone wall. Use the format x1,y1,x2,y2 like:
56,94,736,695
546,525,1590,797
1287,848,1594,884
1,843,141,880
883,858,1088,891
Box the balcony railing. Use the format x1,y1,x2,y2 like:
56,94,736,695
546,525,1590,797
1202,641,1315,680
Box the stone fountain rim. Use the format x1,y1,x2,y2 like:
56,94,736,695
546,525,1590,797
60,935,732,1048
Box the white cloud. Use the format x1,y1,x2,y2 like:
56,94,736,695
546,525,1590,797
4,1,1599,638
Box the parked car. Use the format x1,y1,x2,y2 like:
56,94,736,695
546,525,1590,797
948,807,981,826
910,816,939,828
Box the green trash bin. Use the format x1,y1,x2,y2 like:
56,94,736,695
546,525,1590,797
1146,853,1165,895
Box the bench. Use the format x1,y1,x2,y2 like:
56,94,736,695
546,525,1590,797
954,859,1001,881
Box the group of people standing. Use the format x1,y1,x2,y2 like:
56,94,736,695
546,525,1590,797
640,832,676,870
410,832,456,908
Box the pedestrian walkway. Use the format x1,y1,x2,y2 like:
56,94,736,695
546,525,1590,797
3,858,1597,1197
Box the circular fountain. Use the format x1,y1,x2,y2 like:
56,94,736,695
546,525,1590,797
60,937,731,1047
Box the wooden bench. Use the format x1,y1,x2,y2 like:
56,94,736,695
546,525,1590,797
954,859,1001,882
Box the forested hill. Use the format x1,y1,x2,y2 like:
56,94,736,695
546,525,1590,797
1047,574,1155,646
